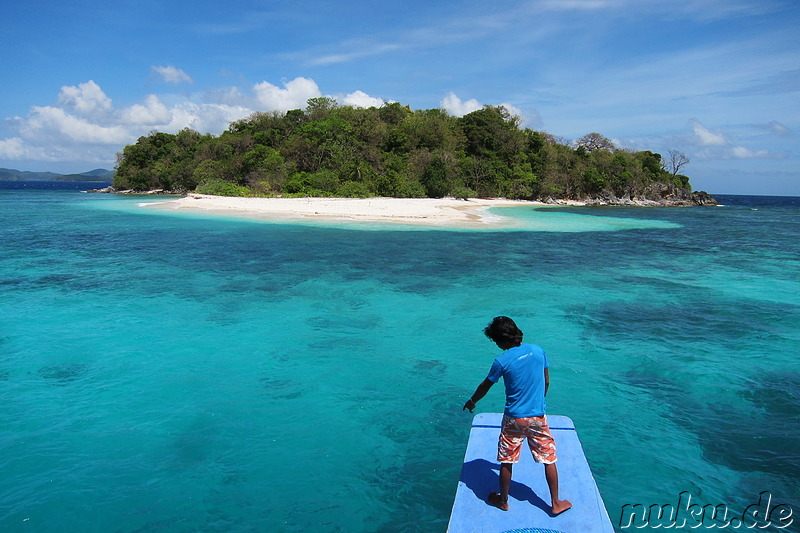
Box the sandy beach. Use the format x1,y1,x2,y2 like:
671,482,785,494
141,194,566,228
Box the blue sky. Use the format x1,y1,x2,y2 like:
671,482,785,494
1,0,798,195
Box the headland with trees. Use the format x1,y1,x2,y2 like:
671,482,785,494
112,98,715,206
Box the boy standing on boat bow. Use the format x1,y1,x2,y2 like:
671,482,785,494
463,316,572,515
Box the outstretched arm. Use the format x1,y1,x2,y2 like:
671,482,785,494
463,378,494,412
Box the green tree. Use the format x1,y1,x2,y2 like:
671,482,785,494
636,151,664,181
460,106,523,160
379,102,412,125
305,97,338,120
420,157,450,197
575,132,616,153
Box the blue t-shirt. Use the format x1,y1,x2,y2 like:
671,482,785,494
487,343,550,418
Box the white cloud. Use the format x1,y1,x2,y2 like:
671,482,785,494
309,44,403,67
730,146,774,159
690,120,727,146
440,92,482,116
253,77,322,112
499,102,524,120
680,120,787,161
0,77,536,169
754,120,790,136
310,53,356,66
0,137,34,159
0,135,102,163
161,102,252,134
532,0,776,19
119,95,171,125
342,90,385,108
1,80,255,166
439,93,532,125
57,80,112,118
152,65,194,84
0,77,317,166
206,86,249,107
18,105,129,145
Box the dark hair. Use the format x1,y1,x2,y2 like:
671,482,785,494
484,316,523,345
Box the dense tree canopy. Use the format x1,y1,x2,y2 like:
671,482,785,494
114,100,695,201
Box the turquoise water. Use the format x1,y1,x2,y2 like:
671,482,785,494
1,183,798,532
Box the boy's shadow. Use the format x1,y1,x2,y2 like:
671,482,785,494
460,459,551,514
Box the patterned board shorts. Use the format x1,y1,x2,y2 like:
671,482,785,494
497,414,557,464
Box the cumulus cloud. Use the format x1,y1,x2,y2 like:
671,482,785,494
1,79,252,166
162,102,252,134
0,137,34,159
440,92,482,116
57,80,112,118
0,77,341,166
17,105,129,145
439,92,530,125
119,95,171,125
152,65,194,84
253,77,322,112
500,102,525,121
0,135,72,162
0,77,436,168
342,90,386,108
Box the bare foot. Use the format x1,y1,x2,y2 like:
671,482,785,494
551,499,572,516
488,492,509,511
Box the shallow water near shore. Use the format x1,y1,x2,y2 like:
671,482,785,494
91,195,683,232
1,183,798,532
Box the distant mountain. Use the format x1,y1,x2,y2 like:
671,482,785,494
54,169,115,182
0,167,114,182
77,168,115,178
0,168,61,181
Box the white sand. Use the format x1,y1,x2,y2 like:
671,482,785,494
141,194,564,228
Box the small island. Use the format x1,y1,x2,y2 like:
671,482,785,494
111,98,716,207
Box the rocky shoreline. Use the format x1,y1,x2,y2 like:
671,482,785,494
85,186,181,195
541,183,717,206
575,188,717,207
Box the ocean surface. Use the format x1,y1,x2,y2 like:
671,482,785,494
1,181,798,532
